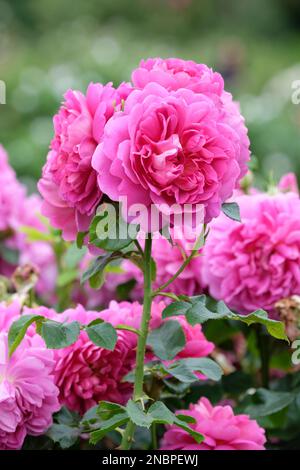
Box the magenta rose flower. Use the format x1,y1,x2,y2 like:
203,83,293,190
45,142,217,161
0,333,60,450
202,192,300,315
93,66,250,228
161,397,266,450
0,300,21,333
132,58,250,178
49,303,138,414
132,57,224,94
38,82,132,241
0,144,26,233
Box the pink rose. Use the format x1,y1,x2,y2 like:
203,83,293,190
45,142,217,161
0,333,60,450
202,192,300,315
38,82,132,241
278,172,299,194
132,58,224,95
0,144,26,233
93,67,250,228
161,397,266,450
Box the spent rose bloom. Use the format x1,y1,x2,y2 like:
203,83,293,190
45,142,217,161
0,333,60,450
161,397,266,450
38,82,132,241
202,192,300,315
93,61,250,228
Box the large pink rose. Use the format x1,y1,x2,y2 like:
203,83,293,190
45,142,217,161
93,74,250,228
161,397,266,450
132,58,224,95
38,82,132,241
132,58,250,178
202,192,300,315
0,333,60,450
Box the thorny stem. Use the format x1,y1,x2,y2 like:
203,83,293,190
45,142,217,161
120,235,153,449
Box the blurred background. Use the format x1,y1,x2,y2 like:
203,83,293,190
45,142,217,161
0,0,300,192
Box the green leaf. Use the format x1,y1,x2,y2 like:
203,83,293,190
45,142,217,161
176,414,196,424
163,296,289,342
41,320,80,349
0,246,19,264
47,423,80,449
96,402,126,421
162,301,190,319
243,389,296,418
57,270,78,287
76,231,87,249
89,206,138,252
222,202,241,222
86,322,117,351
81,253,121,285
90,412,129,445
126,400,153,428
147,320,186,360
55,407,80,426
116,279,137,301
174,416,204,444
19,225,52,243
166,358,223,383
151,257,157,282
64,243,87,269
8,314,45,356
148,402,175,425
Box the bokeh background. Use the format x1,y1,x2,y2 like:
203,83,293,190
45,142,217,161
1,0,300,192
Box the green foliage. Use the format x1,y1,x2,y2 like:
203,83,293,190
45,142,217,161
221,202,241,222
86,321,118,350
162,295,288,342
147,320,186,361
41,320,81,349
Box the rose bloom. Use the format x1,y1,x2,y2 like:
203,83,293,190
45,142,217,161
0,333,60,450
161,397,266,450
0,144,26,233
17,195,57,302
50,303,139,414
202,191,300,315
0,300,21,333
38,82,132,241
93,59,250,228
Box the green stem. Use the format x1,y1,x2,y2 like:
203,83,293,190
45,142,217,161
256,326,270,388
151,423,158,450
153,250,197,295
121,235,153,450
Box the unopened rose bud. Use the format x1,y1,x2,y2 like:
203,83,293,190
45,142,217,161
275,296,300,342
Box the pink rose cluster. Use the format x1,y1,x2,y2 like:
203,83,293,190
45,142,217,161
38,82,132,241
0,301,60,450
38,58,250,238
0,145,57,301
37,300,214,414
161,397,266,450
202,191,300,315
